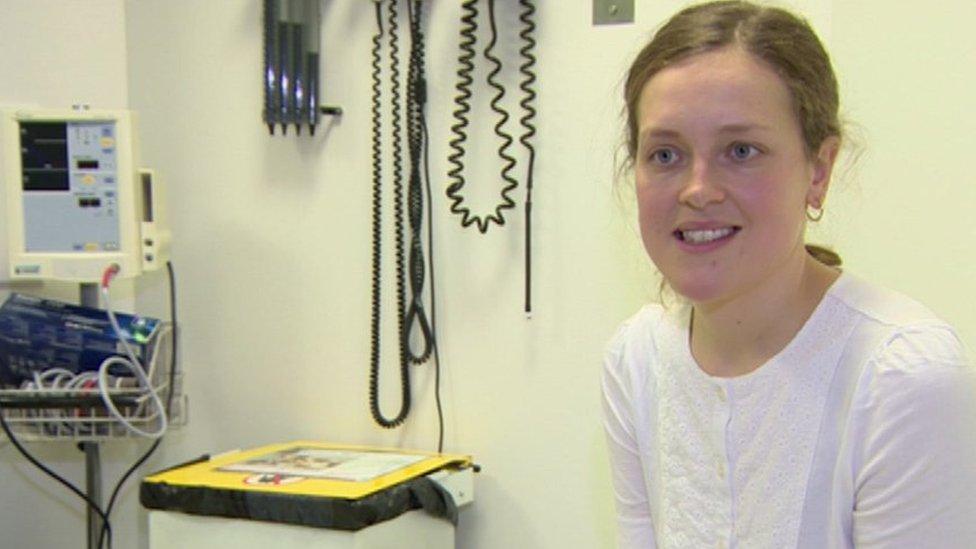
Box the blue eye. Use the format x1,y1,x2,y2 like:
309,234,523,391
649,147,679,166
729,142,760,161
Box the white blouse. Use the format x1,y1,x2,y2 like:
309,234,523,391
602,272,976,548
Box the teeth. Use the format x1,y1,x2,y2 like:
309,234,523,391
681,227,735,244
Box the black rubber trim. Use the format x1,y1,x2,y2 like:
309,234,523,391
140,475,458,532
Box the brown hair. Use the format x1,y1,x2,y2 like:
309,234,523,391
626,0,842,266
625,0,840,159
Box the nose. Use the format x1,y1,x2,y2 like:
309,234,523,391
678,159,725,209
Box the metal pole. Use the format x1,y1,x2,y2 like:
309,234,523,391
81,442,102,549
80,283,102,549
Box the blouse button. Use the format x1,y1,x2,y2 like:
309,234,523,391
716,540,727,549
716,385,727,402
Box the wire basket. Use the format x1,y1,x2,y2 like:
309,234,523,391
0,325,185,442
0,384,186,443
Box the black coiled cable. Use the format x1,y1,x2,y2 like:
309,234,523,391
517,0,537,314
368,0,411,428
482,0,519,220
407,0,445,452
445,0,477,229
446,0,520,234
368,0,435,429
404,0,433,364
387,0,409,373
444,0,537,246
446,0,539,311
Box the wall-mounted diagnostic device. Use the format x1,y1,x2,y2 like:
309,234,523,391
0,108,169,282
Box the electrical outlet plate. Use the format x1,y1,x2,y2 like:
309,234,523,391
593,0,634,25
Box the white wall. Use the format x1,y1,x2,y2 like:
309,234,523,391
0,1,129,109
2,1,975,548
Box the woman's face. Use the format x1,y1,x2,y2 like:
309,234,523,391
634,46,836,307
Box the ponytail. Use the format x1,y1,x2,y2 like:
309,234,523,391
805,244,841,267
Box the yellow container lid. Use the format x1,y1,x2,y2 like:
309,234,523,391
141,441,474,531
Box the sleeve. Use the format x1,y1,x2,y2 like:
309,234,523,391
602,326,657,549
851,325,976,548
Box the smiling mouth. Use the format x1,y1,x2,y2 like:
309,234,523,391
674,226,741,244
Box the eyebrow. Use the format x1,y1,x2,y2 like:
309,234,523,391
640,128,681,141
716,123,773,134
639,123,774,142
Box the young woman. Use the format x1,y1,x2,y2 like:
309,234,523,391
602,2,976,548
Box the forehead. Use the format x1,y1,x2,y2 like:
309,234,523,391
637,46,797,134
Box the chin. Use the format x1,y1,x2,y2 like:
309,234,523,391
665,275,732,305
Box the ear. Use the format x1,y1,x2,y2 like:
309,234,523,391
807,136,840,207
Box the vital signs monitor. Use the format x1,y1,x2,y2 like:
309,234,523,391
0,108,168,282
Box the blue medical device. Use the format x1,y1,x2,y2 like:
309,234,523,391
0,293,162,386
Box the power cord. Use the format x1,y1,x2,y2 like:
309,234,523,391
0,404,114,549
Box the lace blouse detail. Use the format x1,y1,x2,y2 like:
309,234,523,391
644,294,845,548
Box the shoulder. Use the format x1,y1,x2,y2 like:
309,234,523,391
830,271,953,331
831,273,975,420
604,303,682,365
603,303,681,387
605,304,668,356
858,325,973,414
826,272,967,367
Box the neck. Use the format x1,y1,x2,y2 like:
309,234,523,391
689,254,839,378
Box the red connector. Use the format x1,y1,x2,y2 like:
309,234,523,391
101,263,121,289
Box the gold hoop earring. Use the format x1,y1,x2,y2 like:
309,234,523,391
806,203,824,222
